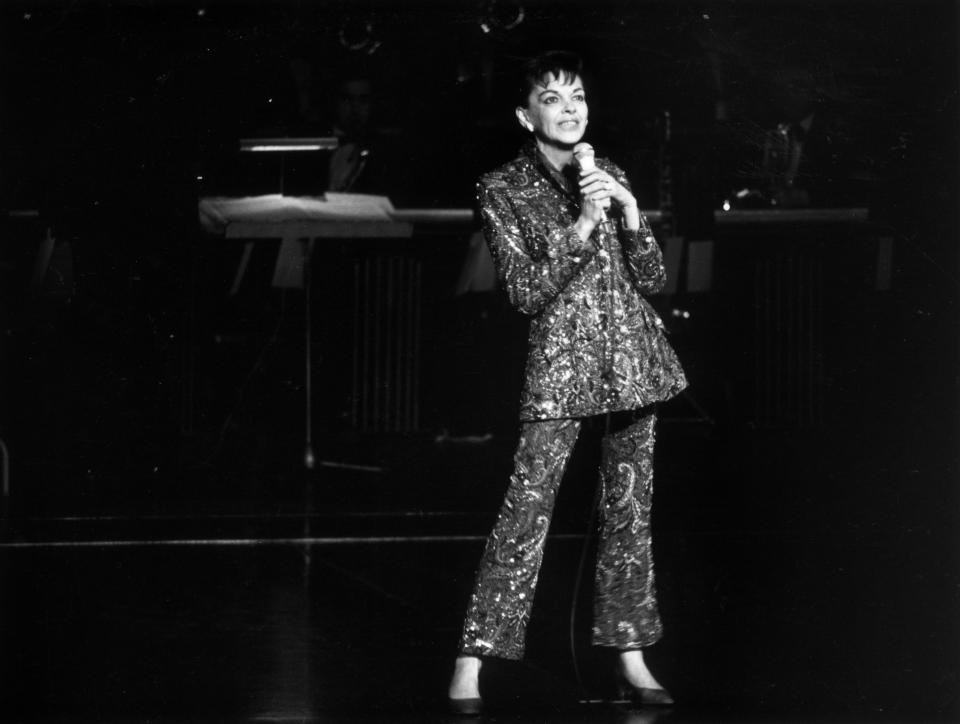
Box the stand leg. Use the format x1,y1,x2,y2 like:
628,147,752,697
303,238,316,470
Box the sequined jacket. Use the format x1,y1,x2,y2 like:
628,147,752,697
478,143,688,421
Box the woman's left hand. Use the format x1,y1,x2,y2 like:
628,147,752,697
578,169,635,210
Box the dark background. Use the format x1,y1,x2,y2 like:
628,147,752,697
0,1,958,722
1,0,956,486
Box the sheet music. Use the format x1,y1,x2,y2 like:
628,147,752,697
198,193,396,234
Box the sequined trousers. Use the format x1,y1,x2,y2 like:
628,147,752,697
459,412,662,660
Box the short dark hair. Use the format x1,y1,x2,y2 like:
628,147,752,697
516,51,584,108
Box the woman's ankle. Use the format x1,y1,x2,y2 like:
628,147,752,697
618,649,663,690
449,655,482,699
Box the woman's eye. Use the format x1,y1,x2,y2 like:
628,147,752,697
543,96,558,104
574,95,585,102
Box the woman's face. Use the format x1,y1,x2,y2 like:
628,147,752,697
516,72,588,148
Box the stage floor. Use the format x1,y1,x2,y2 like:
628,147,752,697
1,422,957,723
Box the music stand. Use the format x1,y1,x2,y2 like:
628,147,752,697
237,138,338,469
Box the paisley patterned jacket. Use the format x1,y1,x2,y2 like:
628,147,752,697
478,142,688,421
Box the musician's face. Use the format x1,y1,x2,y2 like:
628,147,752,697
516,72,588,148
335,79,373,135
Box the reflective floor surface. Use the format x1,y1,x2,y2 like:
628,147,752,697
1,418,958,724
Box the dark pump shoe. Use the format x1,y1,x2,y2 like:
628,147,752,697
616,672,675,707
621,686,674,707
448,696,482,716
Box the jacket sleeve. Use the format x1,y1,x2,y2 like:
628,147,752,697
477,177,597,315
604,161,667,295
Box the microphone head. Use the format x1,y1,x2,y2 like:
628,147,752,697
573,142,596,171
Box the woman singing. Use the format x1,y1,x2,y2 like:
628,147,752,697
447,51,688,714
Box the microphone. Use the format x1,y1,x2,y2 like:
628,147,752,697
573,142,615,234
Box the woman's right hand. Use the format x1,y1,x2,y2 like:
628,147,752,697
574,195,606,241
576,166,617,234
581,193,609,224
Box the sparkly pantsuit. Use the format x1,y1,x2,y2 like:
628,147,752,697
460,412,661,659
459,143,687,660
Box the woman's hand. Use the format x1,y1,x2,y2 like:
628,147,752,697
579,169,635,210
573,192,609,241
578,193,608,226
577,169,641,231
